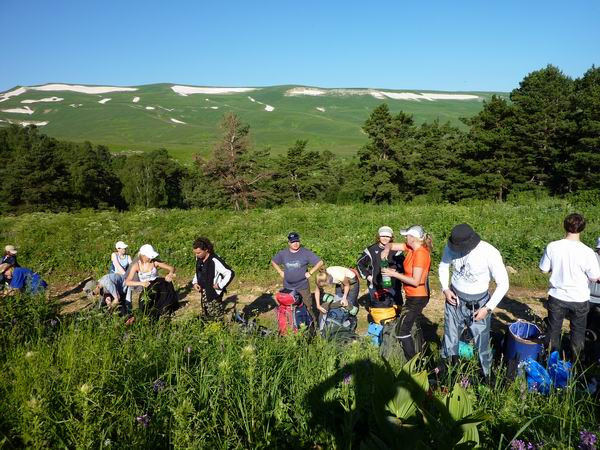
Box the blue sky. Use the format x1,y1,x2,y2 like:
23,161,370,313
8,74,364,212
1,0,598,92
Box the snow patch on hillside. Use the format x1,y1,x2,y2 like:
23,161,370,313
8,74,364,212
170,118,186,124
21,97,63,104
2,106,34,115
98,98,111,104
285,87,327,96
19,120,48,126
316,107,326,112
70,104,83,108
32,84,137,94
285,87,480,101
158,106,174,112
248,96,256,102
171,85,258,96
264,105,274,112
145,106,155,110
0,87,28,103
133,97,140,103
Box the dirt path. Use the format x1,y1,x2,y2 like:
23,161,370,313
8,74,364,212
50,280,550,335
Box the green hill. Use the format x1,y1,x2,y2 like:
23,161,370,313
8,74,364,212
0,83,506,162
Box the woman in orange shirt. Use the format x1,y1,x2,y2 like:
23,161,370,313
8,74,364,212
381,225,432,359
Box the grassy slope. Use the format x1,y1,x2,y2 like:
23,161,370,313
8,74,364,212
0,198,593,289
0,84,505,162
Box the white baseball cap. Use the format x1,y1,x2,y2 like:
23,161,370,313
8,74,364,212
139,244,159,259
5,245,17,254
378,226,394,238
115,241,128,249
400,225,426,240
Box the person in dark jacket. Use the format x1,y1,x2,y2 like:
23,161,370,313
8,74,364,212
357,226,404,309
192,237,235,320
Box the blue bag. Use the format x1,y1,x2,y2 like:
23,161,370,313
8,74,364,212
523,358,551,394
547,351,571,389
367,322,383,346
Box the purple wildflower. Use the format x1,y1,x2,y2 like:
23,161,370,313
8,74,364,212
343,373,352,385
136,412,151,428
185,346,192,354
579,430,597,450
460,376,470,389
50,319,58,327
434,367,440,375
511,439,526,450
11,318,17,325
152,379,166,394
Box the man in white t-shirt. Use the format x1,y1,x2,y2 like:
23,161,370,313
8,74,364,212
540,213,600,359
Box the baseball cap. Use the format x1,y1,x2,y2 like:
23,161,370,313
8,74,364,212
5,245,17,254
139,244,159,259
115,241,128,249
378,226,393,238
287,232,300,243
400,225,426,240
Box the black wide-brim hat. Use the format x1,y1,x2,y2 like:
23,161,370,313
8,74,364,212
448,223,481,254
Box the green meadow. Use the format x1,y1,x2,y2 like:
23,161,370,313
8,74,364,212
0,84,504,162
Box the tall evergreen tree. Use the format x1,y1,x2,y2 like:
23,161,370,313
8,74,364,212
510,65,575,192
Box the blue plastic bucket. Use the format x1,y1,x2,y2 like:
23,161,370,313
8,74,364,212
505,321,543,362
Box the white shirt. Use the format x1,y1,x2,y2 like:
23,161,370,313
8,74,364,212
438,240,509,311
327,266,356,284
539,238,600,302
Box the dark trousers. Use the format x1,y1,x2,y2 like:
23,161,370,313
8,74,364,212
396,296,429,359
545,296,590,359
297,288,318,325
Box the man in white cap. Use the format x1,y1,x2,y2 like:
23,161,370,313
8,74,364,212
439,223,509,380
540,214,600,360
1,245,19,287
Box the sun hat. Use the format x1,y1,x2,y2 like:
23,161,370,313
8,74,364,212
596,237,600,249
378,226,394,238
448,224,481,254
400,225,426,240
115,241,128,249
5,245,17,254
287,232,300,243
139,244,159,259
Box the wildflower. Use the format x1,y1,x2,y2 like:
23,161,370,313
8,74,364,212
103,438,112,447
510,439,526,450
50,319,58,327
433,366,440,375
25,351,35,359
185,346,192,354
343,373,353,385
241,344,256,358
579,430,597,450
11,318,17,325
153,379,166,394
460,375,470,389
136,412,151,428
79,383,92,395
26,397,41,412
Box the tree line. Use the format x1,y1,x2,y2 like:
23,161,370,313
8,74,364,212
0,64,598,213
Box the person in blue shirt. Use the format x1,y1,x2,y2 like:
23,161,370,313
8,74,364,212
0,264,47,295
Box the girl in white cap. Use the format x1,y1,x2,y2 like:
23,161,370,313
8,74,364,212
110,241,132,275
125,244,176,289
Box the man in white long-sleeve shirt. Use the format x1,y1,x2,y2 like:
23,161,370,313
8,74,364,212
539,213,600,360
438,223,509,378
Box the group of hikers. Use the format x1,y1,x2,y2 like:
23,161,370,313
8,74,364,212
2,212,600,381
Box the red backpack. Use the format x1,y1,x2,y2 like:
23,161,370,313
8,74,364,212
275,289,303,335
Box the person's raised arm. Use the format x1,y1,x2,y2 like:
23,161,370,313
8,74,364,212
380,243,407,260
111,253,126,275
155,261,176,282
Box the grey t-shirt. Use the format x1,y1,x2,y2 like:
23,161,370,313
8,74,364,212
272,247,321,290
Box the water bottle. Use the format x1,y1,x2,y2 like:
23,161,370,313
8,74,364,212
380,260,392,288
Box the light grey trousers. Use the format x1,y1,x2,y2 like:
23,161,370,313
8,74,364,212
441,288,492,376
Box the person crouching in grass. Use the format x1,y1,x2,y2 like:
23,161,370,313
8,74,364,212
0,263,47,296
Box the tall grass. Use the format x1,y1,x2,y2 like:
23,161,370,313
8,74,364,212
0,294,598,449
1,197,597,289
